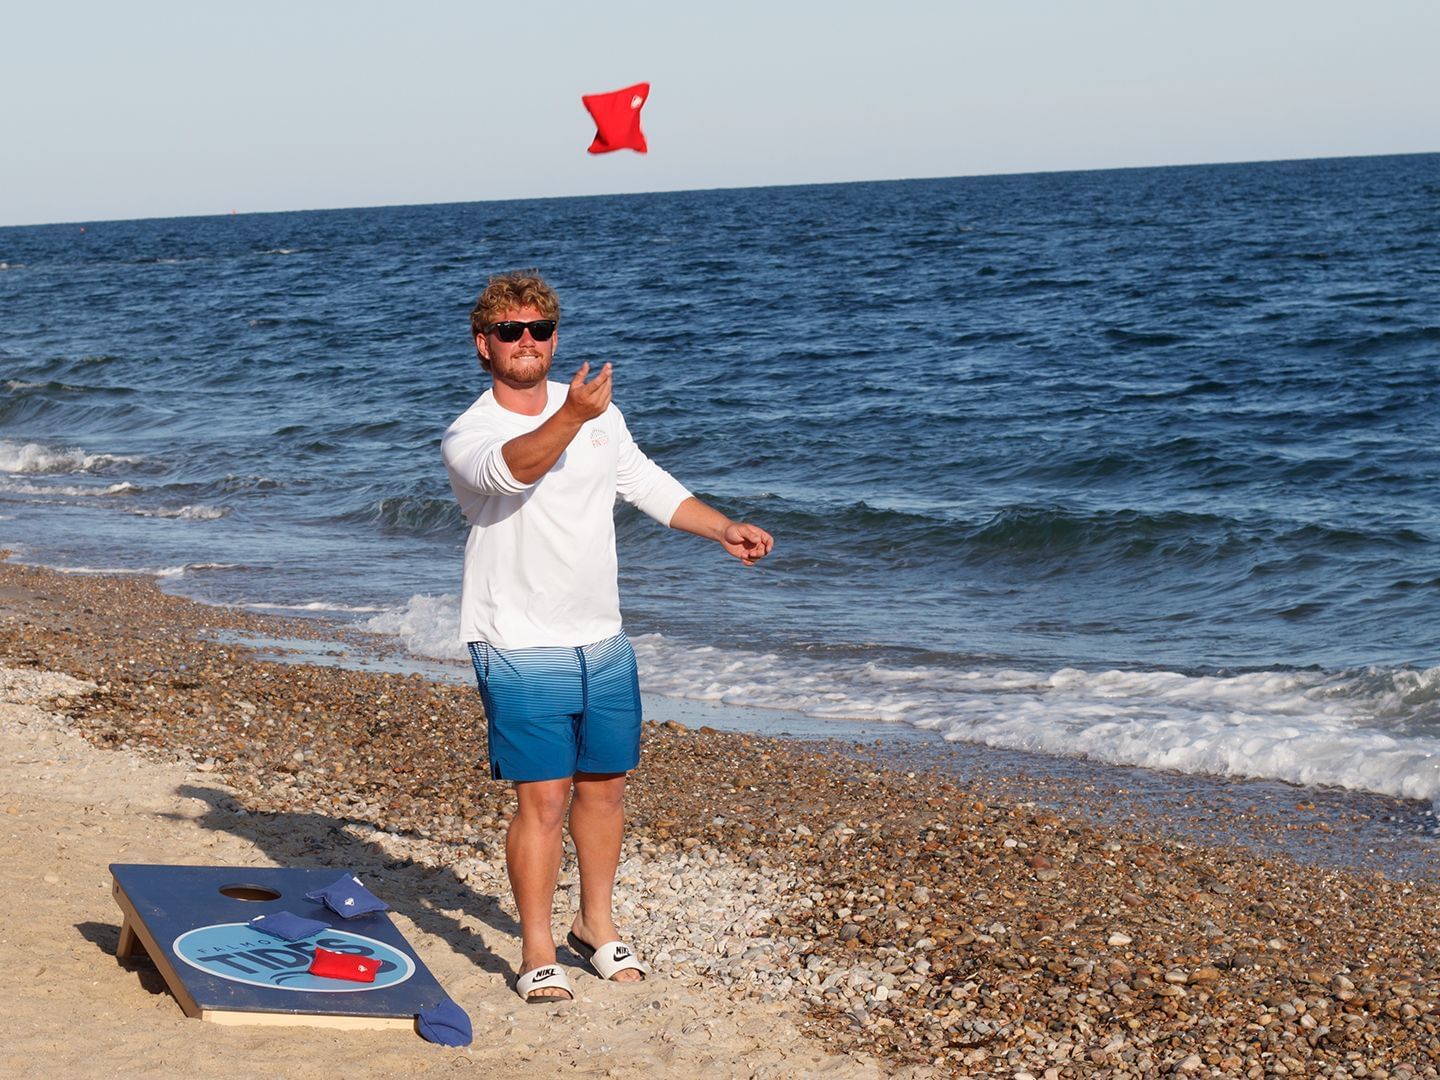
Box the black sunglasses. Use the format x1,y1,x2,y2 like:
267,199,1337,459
483,319,557,343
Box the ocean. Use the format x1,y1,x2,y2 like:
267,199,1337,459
4,153,1439,810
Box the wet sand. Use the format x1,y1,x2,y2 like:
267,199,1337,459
3,558,1438,1077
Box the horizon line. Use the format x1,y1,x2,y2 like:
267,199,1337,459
4,148,1437,231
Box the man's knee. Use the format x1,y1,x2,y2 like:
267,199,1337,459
572,772,627,813
514,779,572,830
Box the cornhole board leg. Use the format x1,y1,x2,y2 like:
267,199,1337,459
116,916,140,959
112,876,202,1018
109,864,448,1031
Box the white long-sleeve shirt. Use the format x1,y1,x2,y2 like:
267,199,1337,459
441,381,692,649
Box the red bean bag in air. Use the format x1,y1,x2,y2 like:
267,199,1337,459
583,83,649,154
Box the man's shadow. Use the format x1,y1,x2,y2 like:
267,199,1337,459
82,783,519,986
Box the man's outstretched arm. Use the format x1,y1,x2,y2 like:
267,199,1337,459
668,498,774,566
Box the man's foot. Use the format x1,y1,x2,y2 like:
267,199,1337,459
566,923,646,983
517,945,572,1000
516,962,573,1004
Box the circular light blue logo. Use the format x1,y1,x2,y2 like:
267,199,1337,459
172,923,415,992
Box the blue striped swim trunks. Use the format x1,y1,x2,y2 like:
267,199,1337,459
466,632,642,782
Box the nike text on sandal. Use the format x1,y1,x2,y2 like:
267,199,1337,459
566,931,648,982
515,964,574,1004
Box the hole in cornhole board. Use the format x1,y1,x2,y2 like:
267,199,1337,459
218,884,282,901
111,863,455,1032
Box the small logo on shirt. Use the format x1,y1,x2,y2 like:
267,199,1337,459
590,428,610,448
631,95,644,109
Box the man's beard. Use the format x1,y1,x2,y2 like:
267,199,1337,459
495,350,551,386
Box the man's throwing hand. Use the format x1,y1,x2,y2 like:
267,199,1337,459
563,361,612,421
721,523,774,566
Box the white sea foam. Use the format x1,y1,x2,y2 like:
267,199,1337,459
628,636,1440,807
0,439,143,475
38,561,237,579
131,504,231,520
361,593,464,659
356,592,1440,807
159,563,240,577
0,478,140,498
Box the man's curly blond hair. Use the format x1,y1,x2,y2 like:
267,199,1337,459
469,271,561,372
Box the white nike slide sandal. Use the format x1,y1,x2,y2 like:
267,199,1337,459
566,931,648,981
516,963,574,1003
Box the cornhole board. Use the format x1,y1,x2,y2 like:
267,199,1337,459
111,863,451,1030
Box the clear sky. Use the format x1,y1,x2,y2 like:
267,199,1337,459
3,0,1437,227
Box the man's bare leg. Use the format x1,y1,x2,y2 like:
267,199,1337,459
508,777,573,998
568,771,642,981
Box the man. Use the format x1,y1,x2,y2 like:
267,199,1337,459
441,270,773,1003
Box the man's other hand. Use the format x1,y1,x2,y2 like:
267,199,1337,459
667,498,775,566
721,523,774,566
563,361,612,421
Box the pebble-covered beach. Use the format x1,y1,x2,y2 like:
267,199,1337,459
4,558,1438,1078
